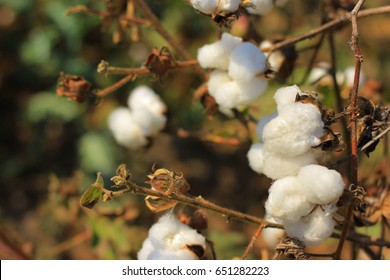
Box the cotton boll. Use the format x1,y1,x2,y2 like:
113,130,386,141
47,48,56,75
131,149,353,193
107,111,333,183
255,112,278,140
246,0,273,15
131,108,167,137
128,86,166,115
284,205,337,245
218,0,241,13
262,151,318,179
138,213,206,260
108,107,148,149
273,84,302,113
212,80,242,109
261,214,285,248
263,102,324,157
247,143,265,174
236,76,268,105
207,70,233,96
298,165,345,205
228,42,267,82
190,0,218,14
197,33,242,70
265,176,315,223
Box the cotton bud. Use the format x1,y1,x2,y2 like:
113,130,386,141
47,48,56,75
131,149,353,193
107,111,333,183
265,176,315,224
247,143,265,174
107,108,147,150
228,42,267,82
138,213,206,260
273,84,302,113
284,205,337,245
261,214,285,248
197,33,242,70
128,85,167,115
246,0,274,15
298,164,344,205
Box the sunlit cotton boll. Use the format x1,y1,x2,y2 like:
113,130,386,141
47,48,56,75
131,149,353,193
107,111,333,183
131,108,167,137
138,213,206,260
284,205,337,245
108,107,148,150
128,85,167,115
236,76,268,105
262,102,324,157
261,214,285,248
207,69,233,96
246,0,274,15
273,84,302,113
247,142,265,174
190,0,219,14
228,42,267,82
265,176,315,224
197,33,242,70
298,164,344,205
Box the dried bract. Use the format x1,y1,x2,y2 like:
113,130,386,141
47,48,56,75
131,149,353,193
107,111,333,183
144,47,175,80
274,237,308,260
56,72,91,103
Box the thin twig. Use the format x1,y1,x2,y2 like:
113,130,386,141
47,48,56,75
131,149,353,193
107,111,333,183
241,224,264,260
334,0,366,260
94,74,135,97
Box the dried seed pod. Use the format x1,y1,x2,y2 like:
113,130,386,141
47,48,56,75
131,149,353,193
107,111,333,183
144,47,175,79
56,72,91,103
274,237,308,260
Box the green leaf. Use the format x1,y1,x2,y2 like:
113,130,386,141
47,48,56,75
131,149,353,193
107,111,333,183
80,173,104,209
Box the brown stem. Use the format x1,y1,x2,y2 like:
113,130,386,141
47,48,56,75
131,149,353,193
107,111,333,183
94,74,134,97
334,0,366,260
241,224,264,260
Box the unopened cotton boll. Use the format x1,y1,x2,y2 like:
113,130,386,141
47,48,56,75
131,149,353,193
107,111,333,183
261,214,285,248
131,108,167,137
138,213,206,260
246,0,274,15
190,0,218,14
284,205,337,245
228,42,267,82
128,86,166,115
247,143,265,174
265,176,314,223
262,151,318,179
108,107,148,149
263,102,324,157
273,84,302,113
298,164,344,205
197,33,242,70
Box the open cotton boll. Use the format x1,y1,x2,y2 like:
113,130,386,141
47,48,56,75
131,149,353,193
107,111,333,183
128,86,166,115
131,108,167,137
228,42,267,82
263,102,324,157
262,151,318,179
207,70,233,96
273,84,302,113
138,213,206,260
247,143,265,174
236,76,268,105
261,214,285,248
190,0,218,14
298,165,344,205
265,176,315,223
108,107,148,149
197,33,242,70
284,205,337,245
218,0,241,13
255,112,278,141
246,0,274,15
212,80,242,109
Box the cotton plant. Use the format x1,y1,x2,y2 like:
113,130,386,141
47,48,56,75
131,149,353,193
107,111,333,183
138,213,206,260
108,86,167,150
197,32,268,111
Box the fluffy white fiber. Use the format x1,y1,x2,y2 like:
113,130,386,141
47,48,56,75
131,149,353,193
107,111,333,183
261,214,285,248
273,84,302,113
131,108,167,137
247,143,265,174
138,213,206,260
128,85,167,115
228,42,267,82
259,40,285,72
298,164,345,205
265,176,314,224
255,112,278,140
190,0,241,15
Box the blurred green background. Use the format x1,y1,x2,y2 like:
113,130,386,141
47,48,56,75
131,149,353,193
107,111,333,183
0,0,389,259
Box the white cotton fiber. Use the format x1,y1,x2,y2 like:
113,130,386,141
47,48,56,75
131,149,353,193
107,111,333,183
298,165,345,205
128,86,166,115
343,66,365,87
236,76,268,105
107,107,148,149
131,108,167,137
255,111,278,141
261,214,285,248
138,213,206,260
273,84,302,113
262,102,324,157
262,151,318,179
219,0,241,13
228,42,267,82
190,0,218,14
207,70,232,96
265,176,314,223
247,143,265,174
246,0,274,15
197,33,242,70
212,80,242,109
284,205,337,245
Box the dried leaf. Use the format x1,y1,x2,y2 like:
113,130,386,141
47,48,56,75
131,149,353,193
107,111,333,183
144,195,177,213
